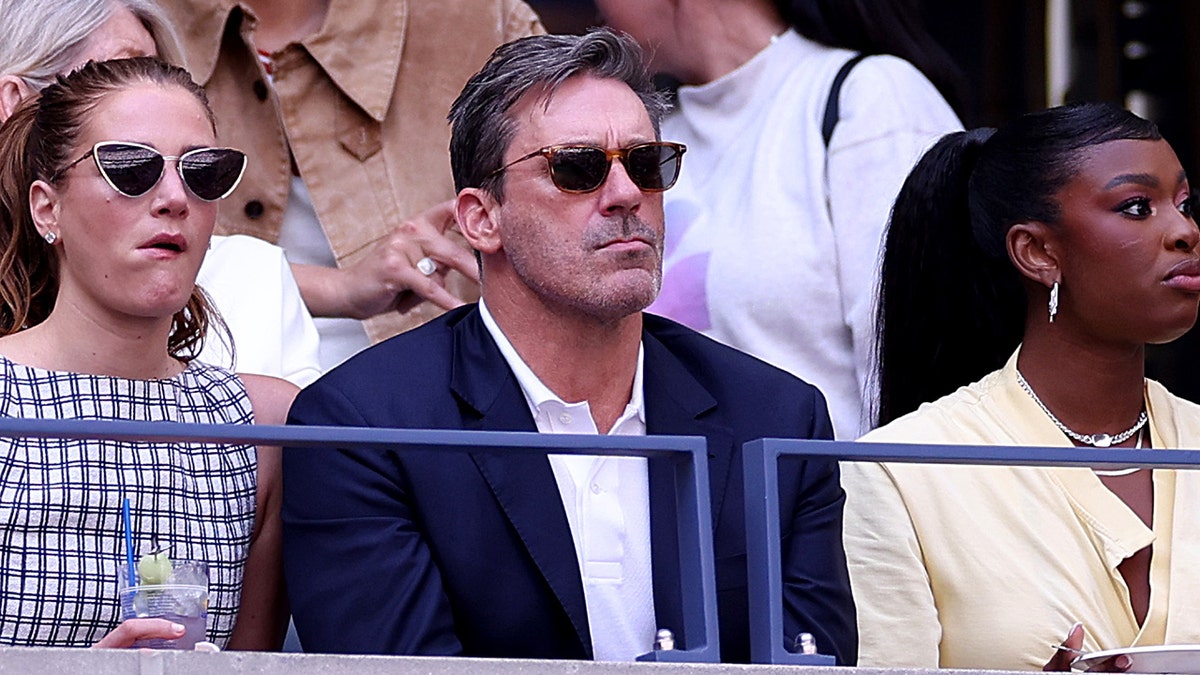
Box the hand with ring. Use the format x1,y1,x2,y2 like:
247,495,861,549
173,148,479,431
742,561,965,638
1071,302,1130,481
291,199,480,320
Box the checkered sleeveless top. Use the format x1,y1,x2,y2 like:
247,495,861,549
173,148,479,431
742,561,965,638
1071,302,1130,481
0,357,257,647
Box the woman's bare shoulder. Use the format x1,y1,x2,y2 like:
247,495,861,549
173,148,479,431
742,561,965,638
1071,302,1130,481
237,373,300,426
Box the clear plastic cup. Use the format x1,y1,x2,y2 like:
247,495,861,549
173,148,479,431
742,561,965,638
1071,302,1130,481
116,560,209,649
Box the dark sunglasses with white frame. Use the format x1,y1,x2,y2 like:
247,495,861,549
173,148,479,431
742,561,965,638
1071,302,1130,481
52,141,247,202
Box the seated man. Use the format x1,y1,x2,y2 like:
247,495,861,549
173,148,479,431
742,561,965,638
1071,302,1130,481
282,29,856,664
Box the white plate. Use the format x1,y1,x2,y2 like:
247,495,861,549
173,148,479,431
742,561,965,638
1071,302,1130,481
1073,645,1200,673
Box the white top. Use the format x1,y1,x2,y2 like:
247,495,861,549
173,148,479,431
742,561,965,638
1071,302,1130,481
478,300,655,661
648,29,962,438
277,176,371,371
197,234,322,387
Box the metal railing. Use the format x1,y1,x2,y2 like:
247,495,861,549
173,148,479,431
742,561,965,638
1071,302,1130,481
11,419,1177,666
0,418,720,663
742,438,1200,665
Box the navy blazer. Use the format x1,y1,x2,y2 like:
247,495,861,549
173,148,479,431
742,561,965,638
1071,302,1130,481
282,306,856,664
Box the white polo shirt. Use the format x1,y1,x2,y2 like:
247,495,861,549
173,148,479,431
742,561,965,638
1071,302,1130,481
478,300,656,661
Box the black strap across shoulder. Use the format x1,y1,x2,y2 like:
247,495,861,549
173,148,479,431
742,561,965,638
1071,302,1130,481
821,53,869,147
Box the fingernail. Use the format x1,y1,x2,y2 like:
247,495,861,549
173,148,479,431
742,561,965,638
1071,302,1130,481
171,622,185,633
1116,655,1132,669
1068,621,1082,637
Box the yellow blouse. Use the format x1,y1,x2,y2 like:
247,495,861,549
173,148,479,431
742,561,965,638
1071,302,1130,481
844,351,1200,669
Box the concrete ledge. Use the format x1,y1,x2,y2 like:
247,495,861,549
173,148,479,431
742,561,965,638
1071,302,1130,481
0,648,1030,675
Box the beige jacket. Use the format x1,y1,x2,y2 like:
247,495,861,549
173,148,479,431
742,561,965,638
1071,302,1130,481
844,350,1200,669
159,0,543,342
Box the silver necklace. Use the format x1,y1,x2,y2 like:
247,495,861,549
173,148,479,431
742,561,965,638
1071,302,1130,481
1015,369,1148,448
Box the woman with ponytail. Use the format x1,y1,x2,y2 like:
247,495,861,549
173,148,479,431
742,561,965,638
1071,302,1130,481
0,57,291,650
845,102,1200,669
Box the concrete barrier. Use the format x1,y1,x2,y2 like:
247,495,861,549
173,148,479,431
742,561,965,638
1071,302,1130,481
0,647,1015,675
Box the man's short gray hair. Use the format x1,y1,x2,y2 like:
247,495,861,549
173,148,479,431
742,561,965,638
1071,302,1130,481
448,28,669,201
0,0,183,93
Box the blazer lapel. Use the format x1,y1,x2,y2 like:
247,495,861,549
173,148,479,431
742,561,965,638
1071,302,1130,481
449,309,592,656
642,330,734,648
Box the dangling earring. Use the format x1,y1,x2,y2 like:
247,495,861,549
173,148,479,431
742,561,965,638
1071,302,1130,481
43,231,57,245
1048,280,1060,324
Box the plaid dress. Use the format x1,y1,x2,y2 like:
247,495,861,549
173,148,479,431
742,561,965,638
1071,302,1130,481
0,357,257,647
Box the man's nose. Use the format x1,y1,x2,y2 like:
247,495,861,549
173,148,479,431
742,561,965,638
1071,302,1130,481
598,158,643,215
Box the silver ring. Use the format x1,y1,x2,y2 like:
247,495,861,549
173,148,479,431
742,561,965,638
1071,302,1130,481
416,256,438,276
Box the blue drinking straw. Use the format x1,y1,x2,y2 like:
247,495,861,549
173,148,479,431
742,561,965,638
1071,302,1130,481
122,498,136,587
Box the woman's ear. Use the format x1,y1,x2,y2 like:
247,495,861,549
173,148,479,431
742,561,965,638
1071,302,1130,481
455,187,502,256
0,75,33,123
29,179,61,241
1007,221,1061,287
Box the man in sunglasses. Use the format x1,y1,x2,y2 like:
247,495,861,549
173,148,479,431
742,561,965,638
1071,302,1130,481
283,29,856,665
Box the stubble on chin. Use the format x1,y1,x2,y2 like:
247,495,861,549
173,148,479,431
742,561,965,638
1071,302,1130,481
506,214,665,324
581,213,664,318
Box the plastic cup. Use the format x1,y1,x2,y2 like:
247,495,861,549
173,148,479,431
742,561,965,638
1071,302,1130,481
116,560,209,649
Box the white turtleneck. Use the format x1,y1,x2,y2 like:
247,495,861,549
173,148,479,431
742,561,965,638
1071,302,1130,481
648,29,962,438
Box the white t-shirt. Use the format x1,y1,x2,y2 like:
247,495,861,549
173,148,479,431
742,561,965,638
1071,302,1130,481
198,234,322,387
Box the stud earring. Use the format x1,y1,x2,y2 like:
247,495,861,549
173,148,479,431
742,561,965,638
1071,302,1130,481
1048,280,1059,323
43,231,57,245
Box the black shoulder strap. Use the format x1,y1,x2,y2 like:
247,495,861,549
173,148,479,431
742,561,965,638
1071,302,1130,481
822,53,869,147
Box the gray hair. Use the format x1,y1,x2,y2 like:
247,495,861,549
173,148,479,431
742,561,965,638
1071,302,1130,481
448,28,669,201
0,0,183,92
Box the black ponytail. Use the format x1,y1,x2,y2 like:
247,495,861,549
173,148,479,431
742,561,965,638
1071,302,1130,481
875,129,1023,425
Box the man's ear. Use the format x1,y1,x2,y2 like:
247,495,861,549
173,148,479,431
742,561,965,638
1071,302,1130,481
455,187,502,255
29,179,60,241
0,75,33,122
1007,221,1061,286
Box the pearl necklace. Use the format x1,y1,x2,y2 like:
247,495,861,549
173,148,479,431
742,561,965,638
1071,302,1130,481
1015,369,1148,448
